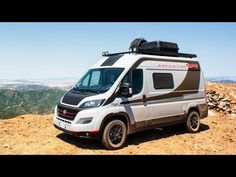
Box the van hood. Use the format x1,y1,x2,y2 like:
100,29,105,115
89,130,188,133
61,90,97,106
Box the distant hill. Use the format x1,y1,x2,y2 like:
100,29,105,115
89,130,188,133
206,76,236,84
0,84,49,91
0,88,66,119
0,78,77,90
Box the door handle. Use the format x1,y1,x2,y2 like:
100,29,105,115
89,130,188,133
143,95,147,103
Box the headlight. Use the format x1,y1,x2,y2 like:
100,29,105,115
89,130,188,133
79,99,105,108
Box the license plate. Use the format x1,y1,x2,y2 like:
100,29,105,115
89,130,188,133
59,122,66,129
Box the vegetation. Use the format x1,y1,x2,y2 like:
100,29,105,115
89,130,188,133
0,88,66,119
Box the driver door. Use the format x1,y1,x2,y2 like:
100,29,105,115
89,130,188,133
120,68,149,128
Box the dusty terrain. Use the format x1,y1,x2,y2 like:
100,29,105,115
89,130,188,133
0,83,236,154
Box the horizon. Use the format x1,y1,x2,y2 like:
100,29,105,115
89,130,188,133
0,75,236,82
0,23,236,79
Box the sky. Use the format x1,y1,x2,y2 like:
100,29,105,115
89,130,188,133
0,22,235,80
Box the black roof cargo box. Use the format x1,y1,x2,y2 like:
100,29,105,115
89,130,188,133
139,41,179,53
103,38,196,58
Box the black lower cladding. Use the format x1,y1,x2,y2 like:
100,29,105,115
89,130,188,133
54,124,99,139
199,103,208,119
129,114,186,134
62,89,96,105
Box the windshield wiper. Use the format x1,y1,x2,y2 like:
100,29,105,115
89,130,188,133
77,88,100,94
87,89,100,94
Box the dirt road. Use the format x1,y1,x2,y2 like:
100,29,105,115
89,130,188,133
0,110,236,154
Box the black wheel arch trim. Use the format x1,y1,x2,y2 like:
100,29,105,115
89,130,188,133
99,112,131,136
187,104,206,119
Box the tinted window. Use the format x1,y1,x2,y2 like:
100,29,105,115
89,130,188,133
132,69,143,94
122,69,143,94
153,73,174,89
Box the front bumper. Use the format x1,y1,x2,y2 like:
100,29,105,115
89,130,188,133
53,105,102,139
54,123,99,139
53,105,103,131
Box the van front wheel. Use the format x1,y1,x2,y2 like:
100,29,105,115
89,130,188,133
185,111,200,133
101,120,127,150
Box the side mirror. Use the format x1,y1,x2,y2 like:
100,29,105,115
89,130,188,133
120,83,133,97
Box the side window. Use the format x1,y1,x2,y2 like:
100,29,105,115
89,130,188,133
132,69,143,94
104,70,121,85
121,69,143,95
153,73,174,89
122,72,131,85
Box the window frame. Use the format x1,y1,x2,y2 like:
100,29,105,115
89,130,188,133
121,68,144,95
152,73,174,90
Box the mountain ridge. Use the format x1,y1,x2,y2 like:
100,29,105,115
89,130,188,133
0,88,66,119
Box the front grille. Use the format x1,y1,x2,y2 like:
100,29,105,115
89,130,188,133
56,117,71,124
57,105,79,121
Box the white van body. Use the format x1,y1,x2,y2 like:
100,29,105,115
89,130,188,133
53,39,208,149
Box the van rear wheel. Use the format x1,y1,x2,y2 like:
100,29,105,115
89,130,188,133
185,111,200,133
101,120,127,150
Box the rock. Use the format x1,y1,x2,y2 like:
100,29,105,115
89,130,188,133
206,89,234,115
3,144,9,148
229,138,234,143
218,94,225,100
221,101,227,105
222,98,229,102
3,144,12,149
208,102,214,107
212,121,218,125
208,90,216,94
213,95,219,100
212,101,218,105
227,109,232,114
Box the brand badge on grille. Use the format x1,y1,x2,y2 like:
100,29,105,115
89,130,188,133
63,109,67,115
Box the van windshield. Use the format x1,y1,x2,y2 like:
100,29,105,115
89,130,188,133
73,68,124,93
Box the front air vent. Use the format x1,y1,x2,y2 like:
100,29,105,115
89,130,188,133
57,105,79,121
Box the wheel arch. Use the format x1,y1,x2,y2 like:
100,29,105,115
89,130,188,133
99,112,131,137
187,106,200,117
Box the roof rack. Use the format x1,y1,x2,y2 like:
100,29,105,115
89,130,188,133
102,51,197,58
102,38,197,58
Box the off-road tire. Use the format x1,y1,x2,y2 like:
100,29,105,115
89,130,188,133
101,120,127,150
185,111,200,133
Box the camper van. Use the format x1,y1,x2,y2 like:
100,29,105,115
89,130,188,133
53,38,208,150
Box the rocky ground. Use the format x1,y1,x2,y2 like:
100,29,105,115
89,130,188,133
0,83,236,154
206,82,236,115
